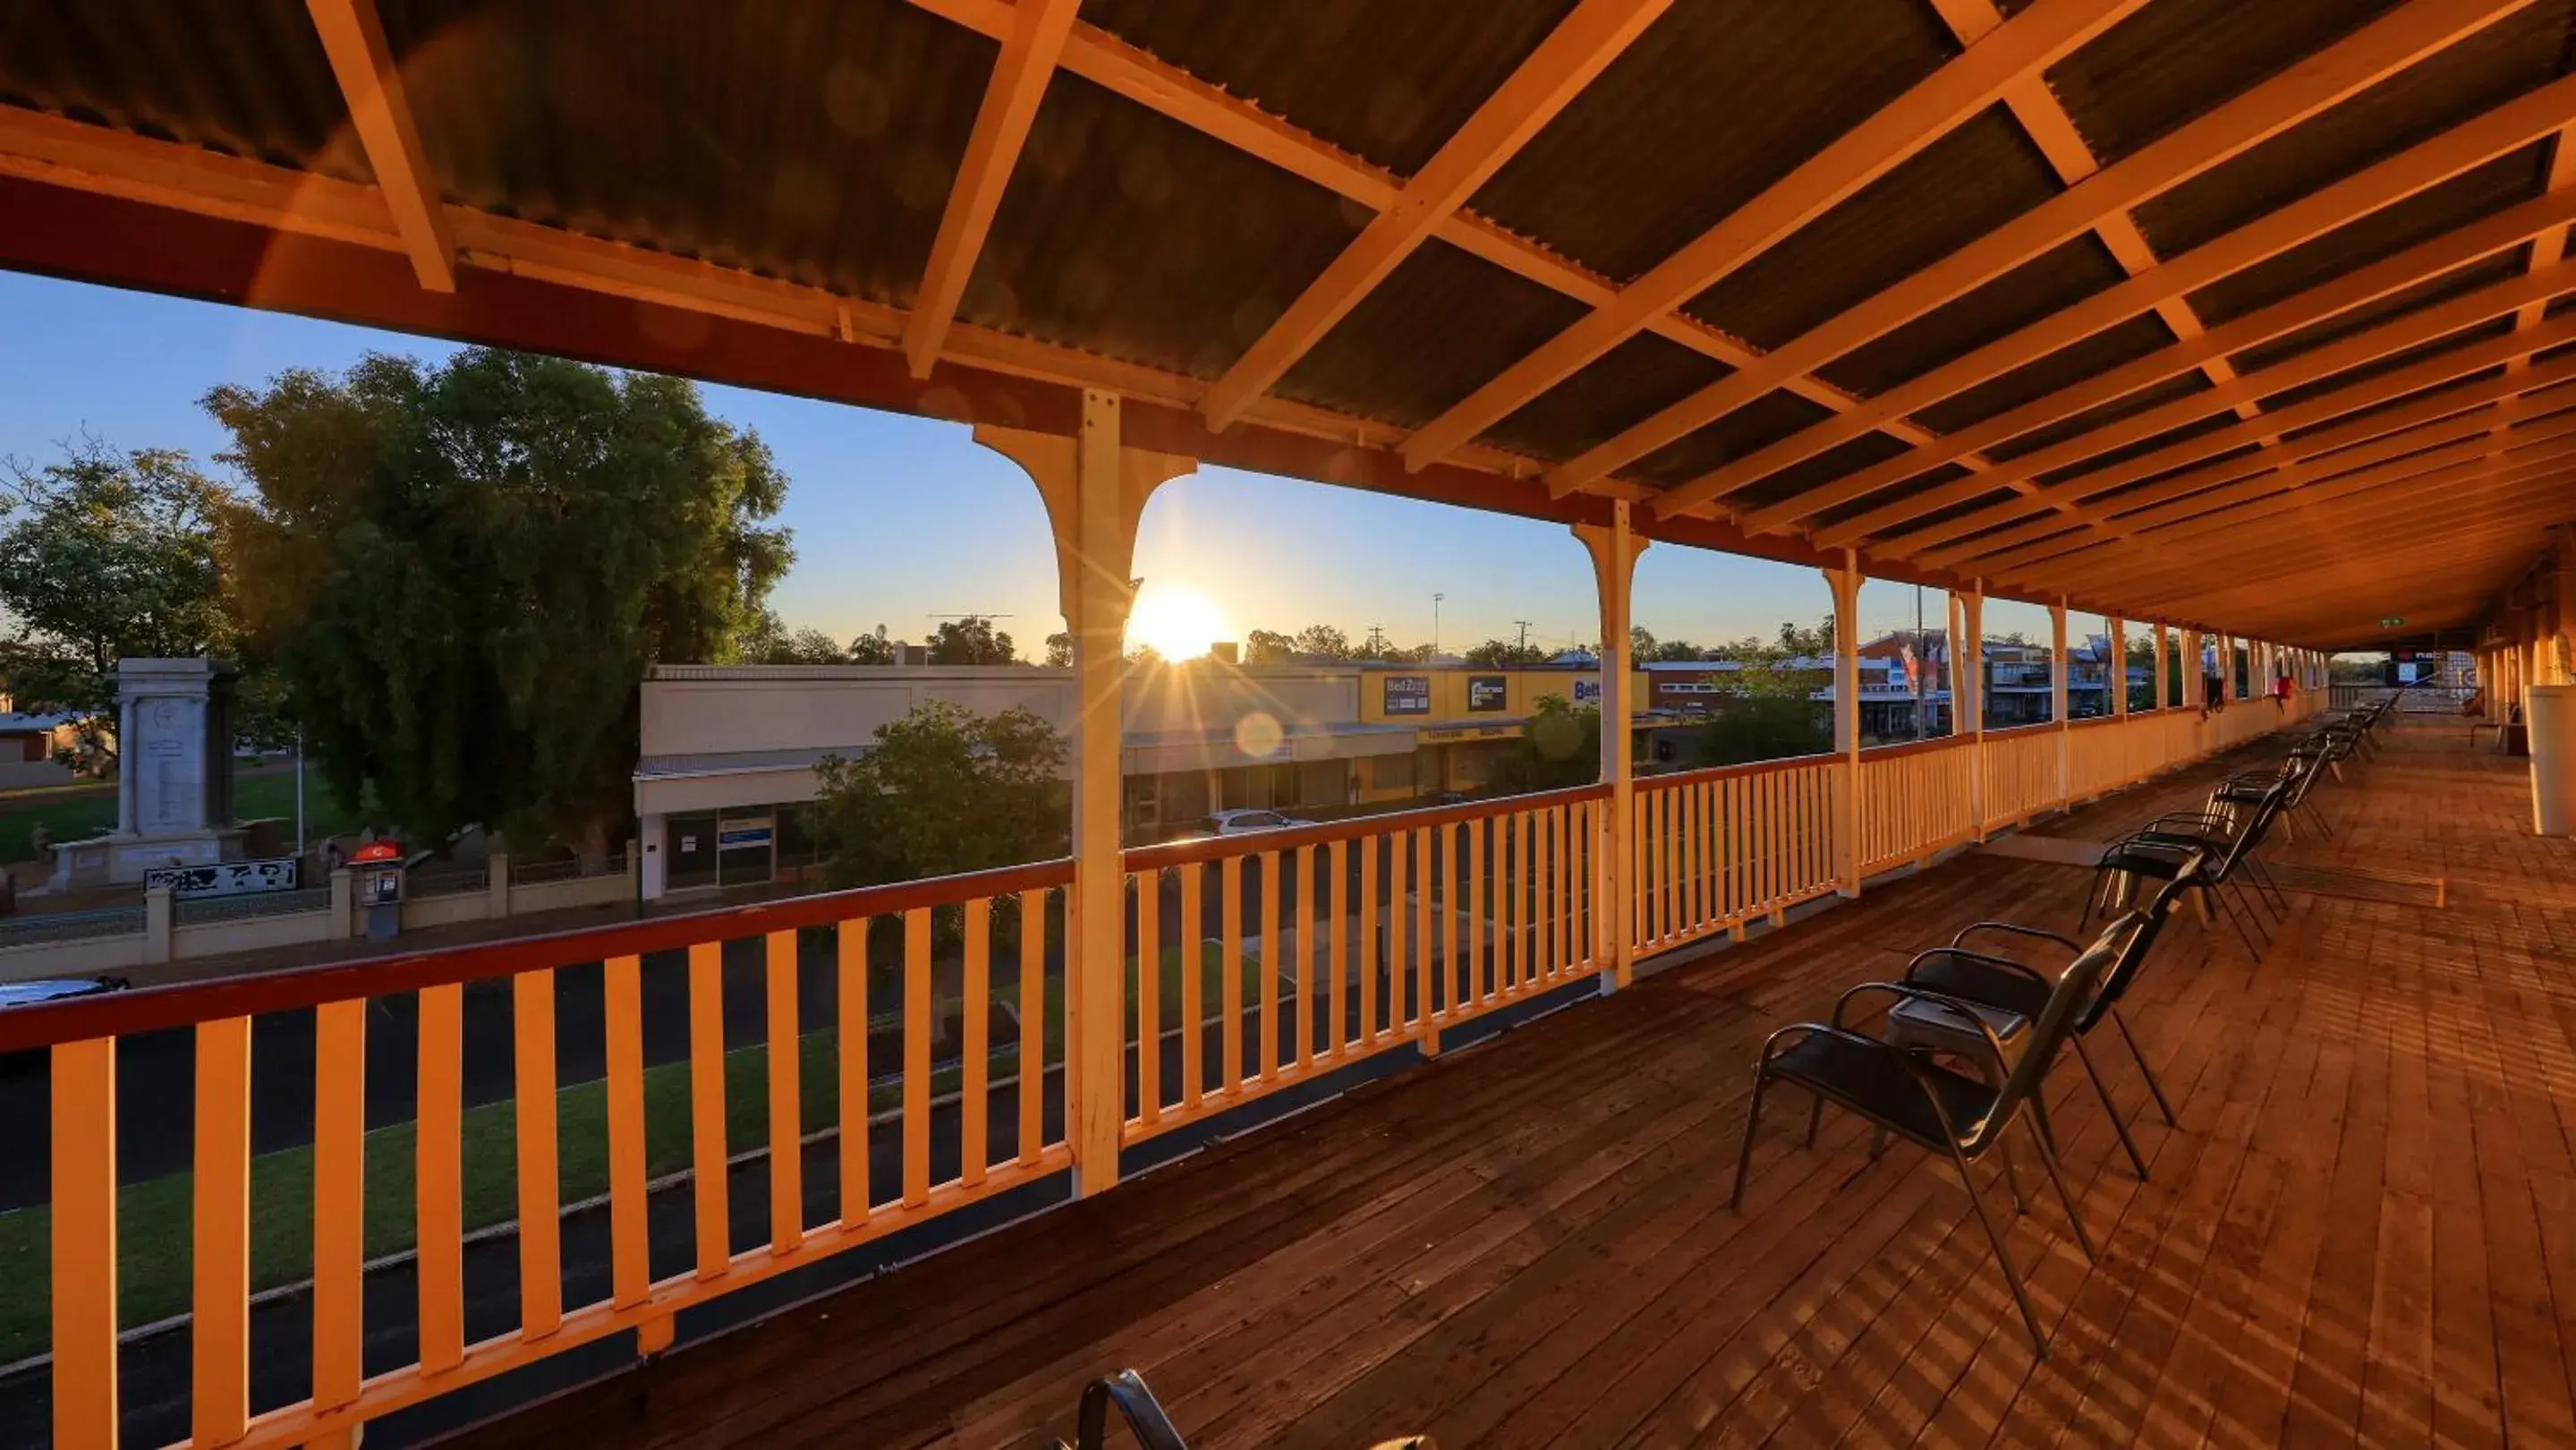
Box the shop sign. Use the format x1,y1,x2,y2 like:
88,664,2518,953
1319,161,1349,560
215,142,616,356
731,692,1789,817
1467,675,1509,712
1382,675,1431,715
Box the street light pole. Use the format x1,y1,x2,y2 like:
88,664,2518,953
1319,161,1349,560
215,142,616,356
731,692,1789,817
294,726,306,858
1433,593,1444,659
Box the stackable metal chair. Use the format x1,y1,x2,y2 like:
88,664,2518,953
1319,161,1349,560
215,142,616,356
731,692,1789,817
1882,870,2195,1185
2085,770,2291,958
1729,909,2164,1357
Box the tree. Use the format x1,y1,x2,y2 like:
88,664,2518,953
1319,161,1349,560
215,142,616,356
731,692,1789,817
1490,695,1600,792
927,615,1016,665
1293,624,1351,660
1648,637,1706,662
211,347,793,847
1693,694,1830,767
810,700,1067,892
1245,628,1297,665
849,626,897,666
1041,630,1073,668
1775,615,1835,659
1465,637,1548,668
1630,626,1658,661
0,440,233,721
737,610,846,664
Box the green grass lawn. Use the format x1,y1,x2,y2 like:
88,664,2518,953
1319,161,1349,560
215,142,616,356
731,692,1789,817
0,760,376,863
0,940,1264,1362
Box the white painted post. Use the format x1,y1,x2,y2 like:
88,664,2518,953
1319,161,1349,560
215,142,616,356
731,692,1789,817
1954,583,1986,836
144,884,174,964
1575,503,1646,990
2049,598,2070,806
981,395,1194,1198
1825,552,1863,895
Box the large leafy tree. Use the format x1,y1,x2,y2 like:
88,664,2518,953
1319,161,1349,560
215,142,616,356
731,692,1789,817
0,441,233,718
1464,637,1548,668
927,615,1016,664
1293,624,1351,660
210,349,792,846
811,700,1067,887
1490,695,1601,792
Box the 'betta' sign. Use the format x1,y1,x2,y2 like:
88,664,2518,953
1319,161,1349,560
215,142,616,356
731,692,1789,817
143,858,301,899
1382,675,1431,715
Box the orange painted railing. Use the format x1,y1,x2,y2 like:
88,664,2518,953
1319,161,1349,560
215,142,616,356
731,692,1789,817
1855,736,1977,874
10,859,1074,1449
1977,723,2063,831
1115,785,1607,1142
10,687,2329,1445
1631,753,1844,956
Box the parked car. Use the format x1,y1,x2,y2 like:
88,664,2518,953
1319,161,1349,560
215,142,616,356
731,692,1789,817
0,976,129,1009
1196,809,1314,837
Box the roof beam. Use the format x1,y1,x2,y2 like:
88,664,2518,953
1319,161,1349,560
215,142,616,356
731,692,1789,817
1980,398,2576,576
904,0,1923,478
1946,371,2576,569
1392,0,2147,475
1773,164,2576,542
305,0,454,290
1197,0,1672,431
1739,77,2576,542
1875,294,2576,561
1608,0,2541,514
901,0,1081,378
1856,260,2576,555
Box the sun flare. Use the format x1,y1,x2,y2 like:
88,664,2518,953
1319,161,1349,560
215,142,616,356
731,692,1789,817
1127,585,1228,661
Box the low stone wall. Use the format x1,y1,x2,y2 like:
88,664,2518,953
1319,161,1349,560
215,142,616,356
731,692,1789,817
0,843,636,983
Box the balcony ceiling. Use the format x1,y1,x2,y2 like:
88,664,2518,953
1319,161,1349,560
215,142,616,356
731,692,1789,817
2,0,2572,648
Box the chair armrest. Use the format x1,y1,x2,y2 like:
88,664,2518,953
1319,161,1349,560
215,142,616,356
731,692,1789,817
1903,948,2050,1010
1950,920,2079,954
1832,980,2019,1084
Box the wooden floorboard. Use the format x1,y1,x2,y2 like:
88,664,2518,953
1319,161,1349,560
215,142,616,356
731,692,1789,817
448,721,2576,1449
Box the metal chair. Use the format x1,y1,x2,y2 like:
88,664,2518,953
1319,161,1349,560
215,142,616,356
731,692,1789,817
2086,772,2290,959
1730,911,2149,1357
1884,869,2196,1185
1044,1369,1435,1449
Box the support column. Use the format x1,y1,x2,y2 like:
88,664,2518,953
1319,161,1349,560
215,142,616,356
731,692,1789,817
2049,598,2071,805
1953,583,1986,835
1575,504,1647,990
2110,616,2129,720
2153,621,2170,712
1824,552,1864,896
981,395,1194,1198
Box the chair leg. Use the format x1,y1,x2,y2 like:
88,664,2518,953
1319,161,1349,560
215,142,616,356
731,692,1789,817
1729,1070,1773,1212
1950,1145,2048,1360
1997,1131,2029,1215
1805,1091,1825,1148
2023,1111,2097,1265
2073,1036,2150,1181
2111,1008,2179,1127
2215,885,2266,960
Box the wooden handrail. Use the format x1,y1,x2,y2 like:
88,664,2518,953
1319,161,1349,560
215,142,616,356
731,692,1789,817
0,856,1073,1053
1633,748,1843,792
1855,734,1971,762
1121,781,1611,870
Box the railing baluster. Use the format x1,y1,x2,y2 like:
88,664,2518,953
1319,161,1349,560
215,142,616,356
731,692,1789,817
1135,870,1160,1121
837,922,872,1220
313,998,368,1431
686,942,728,1278
193,1016,252,1444
1557,805,1573,973
1018,891,1046,1166
962,900,989,1190
1469,818,1488,1008
903,907,932,1207
418,981,465,1370
1328,843,1348,1057
1414,826,1433,1039
1358,839,1379,1043
1178,860,1203,1107
1222,853,1244,1088
766,929,804,1249
52,1036,118,1449
512,969,563,1337
1260,850,1281,1082
1295,843,1316,1070
604,955,653,1303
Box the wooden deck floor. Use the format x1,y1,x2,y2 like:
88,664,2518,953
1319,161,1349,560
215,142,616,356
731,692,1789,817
455,721,2576,1448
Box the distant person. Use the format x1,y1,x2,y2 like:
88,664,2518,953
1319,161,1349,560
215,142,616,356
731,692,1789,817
2271,670,2293,714
25,820,48,865
324,839,345,874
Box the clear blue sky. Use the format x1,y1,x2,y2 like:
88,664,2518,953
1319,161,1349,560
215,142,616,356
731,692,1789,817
0,269,1957,658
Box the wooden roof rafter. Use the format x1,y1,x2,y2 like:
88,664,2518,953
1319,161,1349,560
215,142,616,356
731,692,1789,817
1734,74,2576,536
1195,0,1674,431
900,0,1081,378
1607,0,2546,518
1397,0,2152,479
304,0,452,290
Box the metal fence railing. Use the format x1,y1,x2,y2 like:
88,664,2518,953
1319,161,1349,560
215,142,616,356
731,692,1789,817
0,904,146,948
174,887,333,927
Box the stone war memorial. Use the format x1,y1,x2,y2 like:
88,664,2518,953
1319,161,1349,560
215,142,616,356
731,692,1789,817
46,657,244,891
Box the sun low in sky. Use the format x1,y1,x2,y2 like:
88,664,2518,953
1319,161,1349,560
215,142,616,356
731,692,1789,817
1127,584,1228,661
